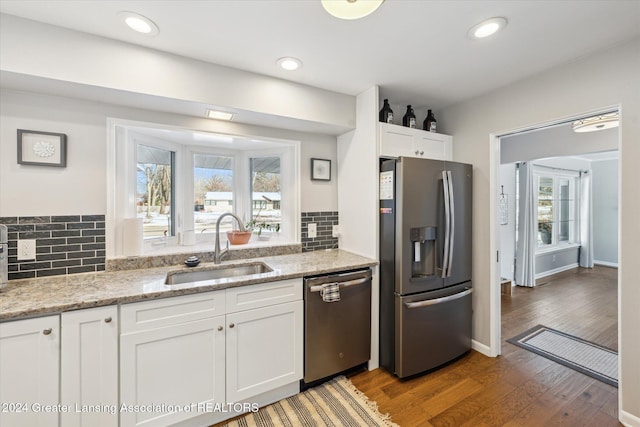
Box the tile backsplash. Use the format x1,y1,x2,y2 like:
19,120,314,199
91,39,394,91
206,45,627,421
0,215,105,280
301,211,338,252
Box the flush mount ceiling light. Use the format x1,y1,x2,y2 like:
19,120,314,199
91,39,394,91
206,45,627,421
205,109,234,121
572,112,619,133
321,0,385,20
118,11,159,36
468,17,507,39
276,57,303,71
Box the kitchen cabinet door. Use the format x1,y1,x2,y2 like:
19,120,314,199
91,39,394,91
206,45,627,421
120,316,226,427
225,300,303,402
379,123,415,158
0,315,60,427
414,132,452,161
61,306,118,427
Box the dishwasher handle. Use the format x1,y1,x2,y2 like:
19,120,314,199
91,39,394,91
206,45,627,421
404,288,472,309
309,277,370,293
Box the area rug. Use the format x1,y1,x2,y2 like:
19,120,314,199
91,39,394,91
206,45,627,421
220,376,398,427
507,324,618,387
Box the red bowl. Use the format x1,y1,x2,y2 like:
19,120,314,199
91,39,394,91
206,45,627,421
226,230,252,245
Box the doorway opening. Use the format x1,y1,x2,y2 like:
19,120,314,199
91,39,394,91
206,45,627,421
492,108,620,402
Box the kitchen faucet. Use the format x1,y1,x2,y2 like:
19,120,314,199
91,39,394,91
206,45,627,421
214,212,246,264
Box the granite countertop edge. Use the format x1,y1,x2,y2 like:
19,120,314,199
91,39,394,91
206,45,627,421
0,250,377,322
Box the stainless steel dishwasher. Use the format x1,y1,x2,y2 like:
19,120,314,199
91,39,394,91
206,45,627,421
303,268,372,384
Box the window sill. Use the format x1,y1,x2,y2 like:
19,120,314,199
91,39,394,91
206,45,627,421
142,235,294,257
536,243,580,255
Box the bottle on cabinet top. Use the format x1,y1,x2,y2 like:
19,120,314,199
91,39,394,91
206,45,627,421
379,99,394,124
402,105,416,128
423,109,437,133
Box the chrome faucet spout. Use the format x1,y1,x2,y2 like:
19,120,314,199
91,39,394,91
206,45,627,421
214,212,245,264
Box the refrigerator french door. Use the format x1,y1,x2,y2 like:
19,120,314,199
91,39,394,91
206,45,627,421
380,156,472,378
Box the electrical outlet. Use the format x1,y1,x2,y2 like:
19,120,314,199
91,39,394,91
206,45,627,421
308,223,317,239
18,239,36,260
332,225,340,238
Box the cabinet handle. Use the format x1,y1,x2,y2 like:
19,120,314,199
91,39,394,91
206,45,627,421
229,323,235,328
43,328,52,335
104,317,112,323
217,326,223,331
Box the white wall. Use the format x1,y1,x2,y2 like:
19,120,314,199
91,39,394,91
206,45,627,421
440,38,640,420
0,14,355,132
0,90,338,216
592,159,619,266
499,163,516,280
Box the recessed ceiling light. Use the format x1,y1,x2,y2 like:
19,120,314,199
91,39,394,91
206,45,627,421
572,113,619,133
118,11,159,36
468,17,507,39
321,0,385,20
205,109,234,121
276,57,303,71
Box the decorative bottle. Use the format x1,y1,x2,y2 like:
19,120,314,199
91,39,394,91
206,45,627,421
423,109,437,132
402,105,416,128
379,99,394,123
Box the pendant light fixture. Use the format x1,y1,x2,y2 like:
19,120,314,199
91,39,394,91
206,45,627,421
321,0,385,20
572,112,619,133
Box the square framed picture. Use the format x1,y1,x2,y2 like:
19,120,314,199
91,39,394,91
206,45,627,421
17,129,67,167
311,158,331,181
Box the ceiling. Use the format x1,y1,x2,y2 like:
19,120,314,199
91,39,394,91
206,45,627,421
0,0,639,113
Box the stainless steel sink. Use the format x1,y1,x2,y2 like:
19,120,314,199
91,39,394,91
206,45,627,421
165,262,273,285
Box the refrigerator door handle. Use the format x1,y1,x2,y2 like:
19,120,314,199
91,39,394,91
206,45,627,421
442,170,451,278
404,288,472,308
446,170,455,277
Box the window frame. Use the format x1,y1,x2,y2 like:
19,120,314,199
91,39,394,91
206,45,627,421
533,167,580,252
107,120,300,257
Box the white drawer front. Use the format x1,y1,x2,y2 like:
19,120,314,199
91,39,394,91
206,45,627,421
226,279,302,314
121,290,225,334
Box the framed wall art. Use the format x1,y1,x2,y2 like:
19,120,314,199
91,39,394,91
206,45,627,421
17,129,67,167
311,158,331,181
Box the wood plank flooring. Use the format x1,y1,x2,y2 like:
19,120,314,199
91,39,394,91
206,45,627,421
350,266,620,426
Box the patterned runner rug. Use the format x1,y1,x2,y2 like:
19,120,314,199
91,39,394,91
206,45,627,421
507,324,618,387
219,376,398,427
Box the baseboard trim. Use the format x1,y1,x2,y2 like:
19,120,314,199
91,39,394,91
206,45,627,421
594,260,619,268
472,339,494,357
535,263,579,280
620,409,640,427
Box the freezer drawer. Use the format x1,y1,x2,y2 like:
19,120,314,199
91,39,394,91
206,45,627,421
395,283,472,378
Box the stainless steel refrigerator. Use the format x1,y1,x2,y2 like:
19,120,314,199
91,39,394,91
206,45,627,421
379,156,472,378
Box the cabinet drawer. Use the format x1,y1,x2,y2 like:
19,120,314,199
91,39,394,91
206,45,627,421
226,279,302,314
121,290,225,334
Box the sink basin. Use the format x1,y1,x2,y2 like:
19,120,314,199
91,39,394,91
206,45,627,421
165,262,273,285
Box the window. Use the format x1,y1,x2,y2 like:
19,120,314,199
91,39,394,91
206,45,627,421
109,123,299,257
535,169,578,248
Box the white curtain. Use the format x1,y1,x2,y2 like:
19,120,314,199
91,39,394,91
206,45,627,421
515,162,536,287
579,171,594,268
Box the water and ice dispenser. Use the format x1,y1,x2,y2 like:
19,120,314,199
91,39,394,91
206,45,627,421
410,226,436,278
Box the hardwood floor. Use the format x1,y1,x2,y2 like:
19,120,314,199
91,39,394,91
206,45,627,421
350,266,620,426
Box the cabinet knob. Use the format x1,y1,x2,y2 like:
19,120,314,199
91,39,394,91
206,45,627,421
104,317,112,323
420,151,424,155
414,150,419,155
43,328,52,335
229,323,235,328
217,326,223,331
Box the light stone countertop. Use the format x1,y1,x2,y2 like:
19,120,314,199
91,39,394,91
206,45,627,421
0,250,377,321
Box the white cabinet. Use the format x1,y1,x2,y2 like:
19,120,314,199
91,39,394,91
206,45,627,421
379,122,452,160
119,279,303,427
120,291,226,427
226,300,303,402
61,306,119,427
0,315,60,427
